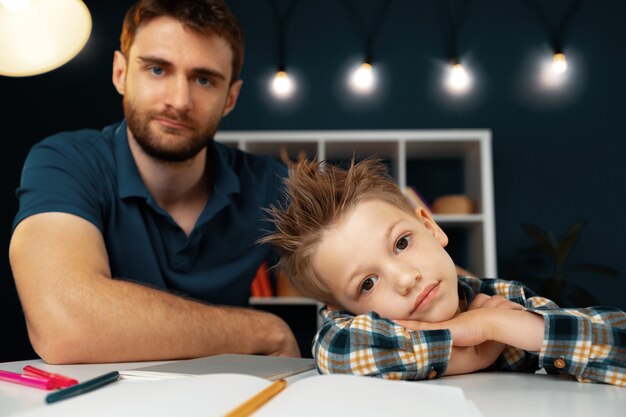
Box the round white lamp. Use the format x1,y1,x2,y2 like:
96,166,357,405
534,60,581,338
0,0,91,77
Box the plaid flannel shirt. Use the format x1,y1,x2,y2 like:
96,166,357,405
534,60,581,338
313,276,626,387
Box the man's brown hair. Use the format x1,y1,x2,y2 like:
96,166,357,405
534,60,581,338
261,158,414,305
120,0,244,84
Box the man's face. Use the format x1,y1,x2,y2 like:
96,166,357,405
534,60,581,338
114,16,241,162
311,199,460,322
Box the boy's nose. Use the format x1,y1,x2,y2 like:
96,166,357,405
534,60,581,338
391,265,420,295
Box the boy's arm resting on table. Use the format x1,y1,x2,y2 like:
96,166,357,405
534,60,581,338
399,301,626,387
313,309,502,380
528,305,626,387
9,212,300,364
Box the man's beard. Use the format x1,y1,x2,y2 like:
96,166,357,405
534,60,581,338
124,97,220,163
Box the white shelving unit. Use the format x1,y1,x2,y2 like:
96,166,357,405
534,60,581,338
216,129,497,279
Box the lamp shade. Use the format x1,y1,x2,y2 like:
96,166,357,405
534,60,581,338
0,0,91,77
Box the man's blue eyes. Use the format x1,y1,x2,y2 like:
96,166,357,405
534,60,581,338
196,77,210,86
150,66,164,76
148,67,211,86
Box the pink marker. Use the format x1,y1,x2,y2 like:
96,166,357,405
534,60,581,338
23,365,78,388
0,370,56,390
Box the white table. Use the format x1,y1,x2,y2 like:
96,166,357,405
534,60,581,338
1,359,624,416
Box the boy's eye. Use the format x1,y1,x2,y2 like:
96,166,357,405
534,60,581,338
394,234,412,254
149,66,165,76
359,276,378,294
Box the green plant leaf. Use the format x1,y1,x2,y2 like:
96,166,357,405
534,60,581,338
572,263,619,277
522,223,557,260
555,220,584,270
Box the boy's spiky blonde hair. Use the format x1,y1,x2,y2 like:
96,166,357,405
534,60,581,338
260,157,414,305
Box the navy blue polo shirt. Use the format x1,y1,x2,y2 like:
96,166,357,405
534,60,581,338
13,120,287,306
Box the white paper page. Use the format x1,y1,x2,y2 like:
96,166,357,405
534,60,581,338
13,373,476,417
255,374,474,417
13,373,269,417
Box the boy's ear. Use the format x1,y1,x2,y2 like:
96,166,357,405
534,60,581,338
112,51,127,95
414,207,449,247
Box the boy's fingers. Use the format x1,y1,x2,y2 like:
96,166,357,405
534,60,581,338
393,319,438,331
467,293,491,310
468,294,524,311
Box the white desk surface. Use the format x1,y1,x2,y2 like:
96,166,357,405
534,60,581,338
1,358,624,416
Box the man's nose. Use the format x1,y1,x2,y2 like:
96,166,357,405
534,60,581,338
164,76,192,111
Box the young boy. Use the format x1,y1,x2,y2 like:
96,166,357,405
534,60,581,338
261,158,626,386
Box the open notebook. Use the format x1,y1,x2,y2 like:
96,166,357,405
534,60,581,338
15,373,483,417
120,354,315,381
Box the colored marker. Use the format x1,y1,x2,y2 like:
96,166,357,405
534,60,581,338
45,371,120,404
23,365,78,388
0,370,56,390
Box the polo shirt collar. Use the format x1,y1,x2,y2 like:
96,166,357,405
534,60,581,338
115,120,241,201
208,140,240,197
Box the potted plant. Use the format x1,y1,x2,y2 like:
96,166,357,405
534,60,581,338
515,219,618,307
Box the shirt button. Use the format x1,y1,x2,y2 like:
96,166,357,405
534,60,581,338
427,369,438,379
554,358,567,369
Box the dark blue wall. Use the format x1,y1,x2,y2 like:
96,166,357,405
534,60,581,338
1,0,624,362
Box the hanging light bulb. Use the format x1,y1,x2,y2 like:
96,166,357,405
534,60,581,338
270,70,295,99
445,62,472,95
551,52,568,74
539,51,569,89
0,0,91,77
349,62,376,94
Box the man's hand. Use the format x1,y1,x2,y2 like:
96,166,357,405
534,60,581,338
254,311,301,357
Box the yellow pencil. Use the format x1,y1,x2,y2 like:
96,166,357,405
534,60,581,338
224,379,287,417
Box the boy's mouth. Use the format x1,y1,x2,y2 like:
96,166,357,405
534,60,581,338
410,281,441,314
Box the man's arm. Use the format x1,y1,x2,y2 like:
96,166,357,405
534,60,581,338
10,212,300,364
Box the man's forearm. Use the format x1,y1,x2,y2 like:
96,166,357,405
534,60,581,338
25,276,298,364
12,213,300,364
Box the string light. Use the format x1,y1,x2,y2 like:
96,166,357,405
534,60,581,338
539,51,569,89
270,70,295,99
268,0,298,101
342,0,391,96
551,52,567,74
445,62,472,95
349,62,376,95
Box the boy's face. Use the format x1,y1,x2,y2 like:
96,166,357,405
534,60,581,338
311,199,460,322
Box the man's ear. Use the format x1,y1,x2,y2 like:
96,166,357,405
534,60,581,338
222,79,243,117
414,206,449,247
112,51,127,95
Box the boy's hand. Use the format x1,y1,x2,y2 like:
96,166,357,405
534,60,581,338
446,341,505,375
396,307,544,352
396,309,492,346
467,294,525,312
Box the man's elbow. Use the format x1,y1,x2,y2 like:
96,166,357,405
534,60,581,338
26,317,92,364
